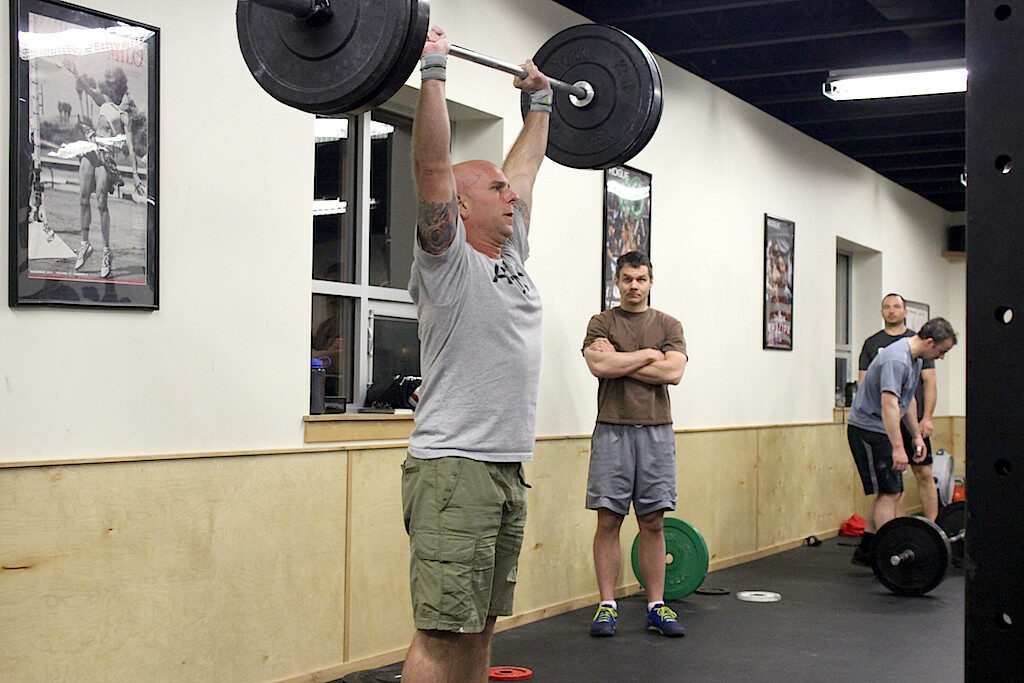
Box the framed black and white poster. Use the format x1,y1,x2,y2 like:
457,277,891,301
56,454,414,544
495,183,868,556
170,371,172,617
602,165,651,311
763,213,794,350
904,299,930,333
9,0,159,308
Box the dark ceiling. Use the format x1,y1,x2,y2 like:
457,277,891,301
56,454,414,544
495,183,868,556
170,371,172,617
550,0,966,212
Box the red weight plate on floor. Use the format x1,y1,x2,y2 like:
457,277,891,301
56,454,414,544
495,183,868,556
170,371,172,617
489,665,533,680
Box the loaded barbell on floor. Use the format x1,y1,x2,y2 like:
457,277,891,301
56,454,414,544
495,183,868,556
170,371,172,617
871,515,965,597
235,0,664,169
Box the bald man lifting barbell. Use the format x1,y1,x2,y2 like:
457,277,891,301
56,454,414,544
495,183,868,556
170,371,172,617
399,26,551,683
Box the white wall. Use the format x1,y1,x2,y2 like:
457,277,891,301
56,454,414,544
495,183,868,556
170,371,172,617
0,0,965,464
1,2,313,462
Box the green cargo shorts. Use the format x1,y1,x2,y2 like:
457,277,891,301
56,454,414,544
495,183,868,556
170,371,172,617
401,455,528,634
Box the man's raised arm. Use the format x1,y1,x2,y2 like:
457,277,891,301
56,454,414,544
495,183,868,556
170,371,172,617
502,60,550,230
412,26,459,255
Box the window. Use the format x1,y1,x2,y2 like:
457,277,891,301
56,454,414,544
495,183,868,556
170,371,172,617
311,110,420,409
835,252,852,406
312,293,355,400
369,112,417,289
313,117,356,283
371,314,421,386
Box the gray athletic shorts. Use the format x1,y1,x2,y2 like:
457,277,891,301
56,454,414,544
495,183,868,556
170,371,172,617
587,422,677,516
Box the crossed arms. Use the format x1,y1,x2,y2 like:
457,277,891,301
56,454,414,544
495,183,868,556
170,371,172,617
584,337,686,385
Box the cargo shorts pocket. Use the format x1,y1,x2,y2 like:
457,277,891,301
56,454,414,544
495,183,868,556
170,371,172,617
402,456,465,534
410,530,483,631
434,457,465,512
412,530,477,563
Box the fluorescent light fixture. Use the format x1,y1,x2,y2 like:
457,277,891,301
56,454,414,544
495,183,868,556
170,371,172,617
823,60,967,101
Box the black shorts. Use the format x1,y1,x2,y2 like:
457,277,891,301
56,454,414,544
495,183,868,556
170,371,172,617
847,424,904,495
899,421,933,467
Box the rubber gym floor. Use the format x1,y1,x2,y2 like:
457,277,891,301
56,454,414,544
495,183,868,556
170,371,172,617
341,535,964,682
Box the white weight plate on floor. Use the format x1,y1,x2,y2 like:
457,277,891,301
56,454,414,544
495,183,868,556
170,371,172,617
736,590,782,603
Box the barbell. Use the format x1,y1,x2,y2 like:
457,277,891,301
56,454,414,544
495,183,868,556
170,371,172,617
871,514,965,596
235,0,664,169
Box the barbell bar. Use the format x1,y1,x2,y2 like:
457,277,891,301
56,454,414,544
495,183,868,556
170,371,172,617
235,0,663,169
447,45,594,106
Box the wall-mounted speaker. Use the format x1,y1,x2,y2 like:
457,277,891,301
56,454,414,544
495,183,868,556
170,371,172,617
946,224,966,253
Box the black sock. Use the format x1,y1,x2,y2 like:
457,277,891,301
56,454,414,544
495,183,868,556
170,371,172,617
860,532,875,552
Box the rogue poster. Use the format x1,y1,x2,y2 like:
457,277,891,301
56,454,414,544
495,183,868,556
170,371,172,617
763,214,794,350
602,165,651,311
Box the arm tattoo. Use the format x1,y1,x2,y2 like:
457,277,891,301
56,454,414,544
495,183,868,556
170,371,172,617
417,193,459,255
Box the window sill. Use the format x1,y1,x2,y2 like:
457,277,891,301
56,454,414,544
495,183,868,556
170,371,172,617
304,412,415,443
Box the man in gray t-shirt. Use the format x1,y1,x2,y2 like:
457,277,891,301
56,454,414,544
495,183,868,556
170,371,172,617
845,318,957,567
400,25,551,682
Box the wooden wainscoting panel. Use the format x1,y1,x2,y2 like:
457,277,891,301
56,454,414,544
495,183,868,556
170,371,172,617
515,439,617,613
0,454,348,683
930,415,953,454
676,430,760,566
757,424,858,548
952,416,966,477
345,447,414,662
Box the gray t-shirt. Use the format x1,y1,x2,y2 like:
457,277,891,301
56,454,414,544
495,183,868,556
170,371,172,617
858,329,934,419
407,208,543,462
848,337,922,434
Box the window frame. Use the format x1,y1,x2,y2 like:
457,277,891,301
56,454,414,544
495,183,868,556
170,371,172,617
835,251,853,402
312,109,419,409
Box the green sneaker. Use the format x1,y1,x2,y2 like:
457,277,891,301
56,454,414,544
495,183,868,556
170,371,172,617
590,604,617,637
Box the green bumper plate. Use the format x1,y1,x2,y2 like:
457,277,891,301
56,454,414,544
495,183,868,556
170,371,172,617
631,517,709,599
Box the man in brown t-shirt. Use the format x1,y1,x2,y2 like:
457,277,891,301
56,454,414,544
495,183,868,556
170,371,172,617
581,250,688,638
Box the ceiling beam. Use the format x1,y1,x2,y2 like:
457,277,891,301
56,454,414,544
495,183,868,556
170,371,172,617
604,0,800,25
848,144,964,159
875,162,965,173
707,48,965,83
896,177,966,187
660,17,963,56
748,91,828,106
819,127,964,144
785,102,965,126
